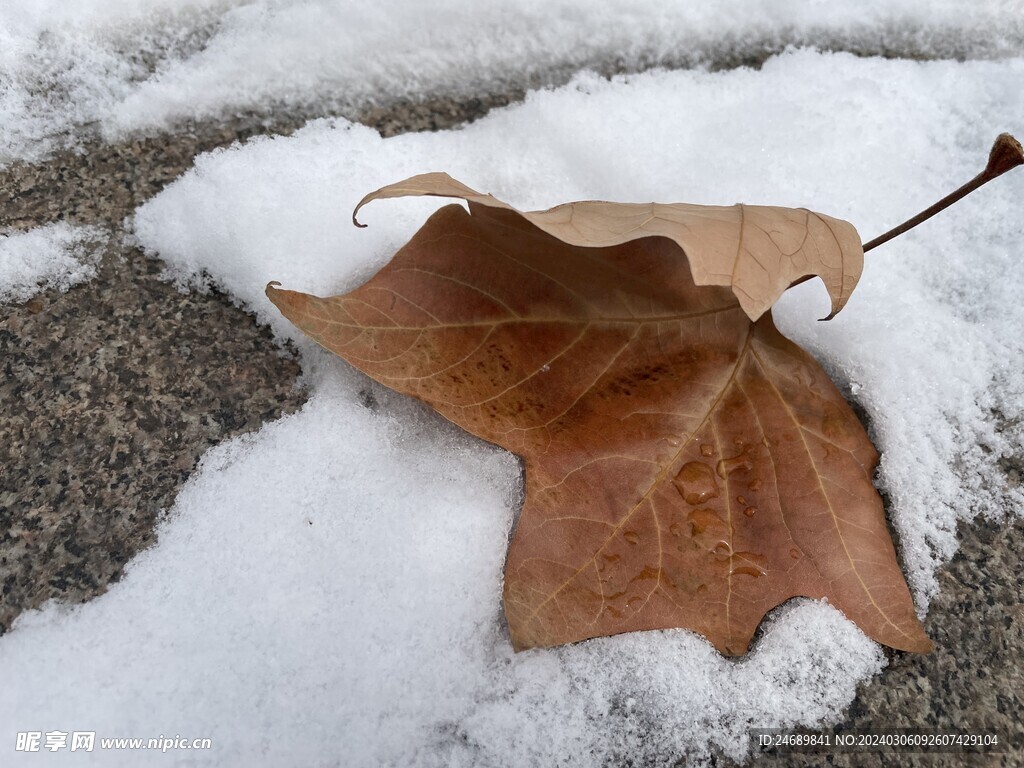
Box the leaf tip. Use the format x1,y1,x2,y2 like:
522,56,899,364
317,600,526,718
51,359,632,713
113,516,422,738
352,191,376,228
896,629,934,655
265,280,293,313
871,614,933,655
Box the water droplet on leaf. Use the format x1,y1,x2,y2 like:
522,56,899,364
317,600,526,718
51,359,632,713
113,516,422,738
716,449,753,479
673,462,720,505
731,565,762,578
729,551,768,577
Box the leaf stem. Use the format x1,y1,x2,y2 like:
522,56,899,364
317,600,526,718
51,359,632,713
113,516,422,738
862,133,1023,253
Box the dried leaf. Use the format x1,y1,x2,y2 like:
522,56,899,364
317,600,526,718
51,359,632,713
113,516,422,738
353,172,864,321
268,182,930,656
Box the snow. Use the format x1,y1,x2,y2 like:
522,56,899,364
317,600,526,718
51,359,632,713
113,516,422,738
3,48,1022,765
3,0,1024,165
0,223,106,304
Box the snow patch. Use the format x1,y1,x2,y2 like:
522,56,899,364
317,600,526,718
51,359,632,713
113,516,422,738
3,0,1024,164
0,223,106,304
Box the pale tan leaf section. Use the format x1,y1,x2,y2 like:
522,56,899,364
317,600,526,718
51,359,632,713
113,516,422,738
267,202,931,656
353,172,865,321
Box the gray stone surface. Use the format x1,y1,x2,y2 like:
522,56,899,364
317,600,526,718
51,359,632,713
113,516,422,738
0,91,1019,766
0,133,308,635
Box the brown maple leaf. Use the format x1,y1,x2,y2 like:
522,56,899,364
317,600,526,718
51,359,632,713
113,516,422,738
266,174,933,656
